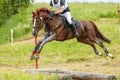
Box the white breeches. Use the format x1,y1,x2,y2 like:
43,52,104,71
61,12,72,25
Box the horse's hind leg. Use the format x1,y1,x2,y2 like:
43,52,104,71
77,38,102,56
95,39,114,58
93,47,102,56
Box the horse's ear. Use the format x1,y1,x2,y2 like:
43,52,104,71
32,11,35,15
37,9,39,15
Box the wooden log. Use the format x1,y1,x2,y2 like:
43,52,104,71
23,69,117,80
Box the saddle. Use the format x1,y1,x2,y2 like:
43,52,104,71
62,16,81,40
62,16,80,29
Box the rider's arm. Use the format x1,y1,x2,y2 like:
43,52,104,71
54,0,65,14
54,7,64,14
49,6,52,11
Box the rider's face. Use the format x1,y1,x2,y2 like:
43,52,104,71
54,0,58,2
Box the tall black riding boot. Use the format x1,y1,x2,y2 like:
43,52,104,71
70,23,79,37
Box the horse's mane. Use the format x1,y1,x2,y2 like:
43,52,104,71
37,7,51,14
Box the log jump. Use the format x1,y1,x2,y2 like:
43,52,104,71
23,68,117,80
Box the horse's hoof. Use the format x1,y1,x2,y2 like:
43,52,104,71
98,52,102,56
30,56,36,60
108,53,114,59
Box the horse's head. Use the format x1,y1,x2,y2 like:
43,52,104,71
32,7,52,36
32,11,43,36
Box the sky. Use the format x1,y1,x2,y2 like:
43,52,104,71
34,0,120,3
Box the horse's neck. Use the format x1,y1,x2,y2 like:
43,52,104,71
45,15,62,31
51,16,62,26
53,15,62,22
46,15,61,25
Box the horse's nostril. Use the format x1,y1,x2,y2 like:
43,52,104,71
32,32,38,36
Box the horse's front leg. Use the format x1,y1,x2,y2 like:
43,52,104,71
30,34,56,60
30,32,51,60
30,40,42,60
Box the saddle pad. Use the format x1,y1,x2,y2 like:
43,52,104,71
73,20,80,28
62,16,80,29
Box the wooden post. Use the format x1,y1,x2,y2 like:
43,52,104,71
117,6,120,22
34,36,38,69
11,29,13,46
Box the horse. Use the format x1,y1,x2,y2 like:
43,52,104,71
30,7,114,60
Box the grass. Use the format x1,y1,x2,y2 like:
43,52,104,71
0,3,120,80
70,3,118,20
1,71,58,80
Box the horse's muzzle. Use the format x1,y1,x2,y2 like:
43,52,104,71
32,32,38,37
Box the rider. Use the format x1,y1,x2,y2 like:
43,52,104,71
50,0,79,37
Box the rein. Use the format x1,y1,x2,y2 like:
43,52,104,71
41,16,52,25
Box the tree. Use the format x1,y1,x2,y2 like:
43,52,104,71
0,0,31,26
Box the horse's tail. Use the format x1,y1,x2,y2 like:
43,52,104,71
89,21,111,44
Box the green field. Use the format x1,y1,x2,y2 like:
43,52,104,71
0,3,120,80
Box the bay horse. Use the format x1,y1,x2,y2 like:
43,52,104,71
31,7,114,60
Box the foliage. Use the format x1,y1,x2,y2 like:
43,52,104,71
0,0,32,26
0,12,32,44
0,3,49,44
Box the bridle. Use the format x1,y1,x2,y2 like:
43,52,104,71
32,16,43,32
37,13,52,25
32,11,52,36
33,14,52,29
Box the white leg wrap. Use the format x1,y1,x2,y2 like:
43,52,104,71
108,53,114,58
